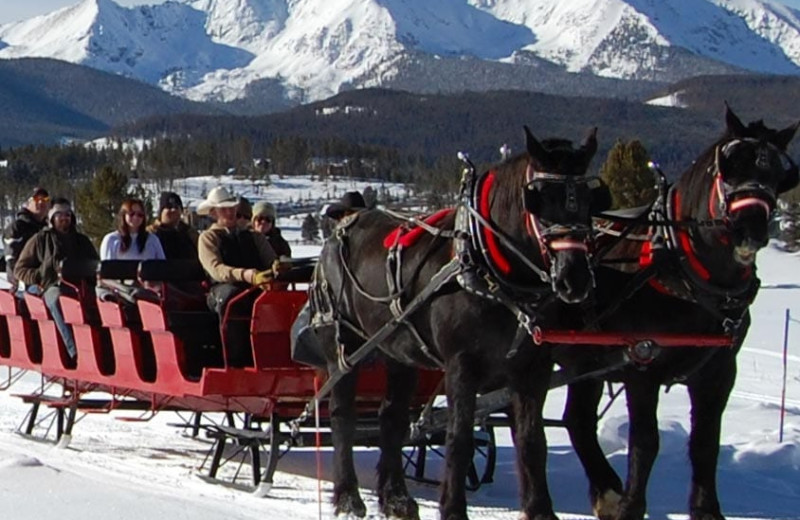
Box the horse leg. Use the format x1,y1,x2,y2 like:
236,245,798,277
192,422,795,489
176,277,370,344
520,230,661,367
440,355,478,520
509,360,559,520
686,353,736,520
329,363,367,517
617,379,660,520
377,360,419,519
563,380,623,520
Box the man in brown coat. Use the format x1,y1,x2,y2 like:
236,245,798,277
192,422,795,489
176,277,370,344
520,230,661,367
197,187,280,367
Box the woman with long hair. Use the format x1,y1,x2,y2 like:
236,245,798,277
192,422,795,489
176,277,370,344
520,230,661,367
100,198,165,261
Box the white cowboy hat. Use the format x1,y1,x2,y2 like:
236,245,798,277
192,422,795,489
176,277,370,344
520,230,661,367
196,186,239,216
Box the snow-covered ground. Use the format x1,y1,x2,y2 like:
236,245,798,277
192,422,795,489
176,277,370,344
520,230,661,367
1,175,800,519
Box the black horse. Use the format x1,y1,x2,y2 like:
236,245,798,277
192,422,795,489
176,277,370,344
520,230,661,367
552,106,799,520
310,126,610,520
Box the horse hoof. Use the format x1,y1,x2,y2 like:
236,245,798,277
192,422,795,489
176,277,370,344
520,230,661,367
381,495,419,520
334,493,367,518
593,489,622,520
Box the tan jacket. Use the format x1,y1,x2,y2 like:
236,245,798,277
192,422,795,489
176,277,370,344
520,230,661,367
198,223,276,283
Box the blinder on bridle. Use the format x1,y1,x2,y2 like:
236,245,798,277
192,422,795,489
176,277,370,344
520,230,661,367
711,137,800,219
523,172,611,220
522,169,611,255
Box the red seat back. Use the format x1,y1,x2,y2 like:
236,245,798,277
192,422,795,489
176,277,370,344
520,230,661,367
250,290,308,368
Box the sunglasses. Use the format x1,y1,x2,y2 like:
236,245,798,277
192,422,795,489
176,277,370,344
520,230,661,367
127,211,145,218
33,196,50,203
255,216,274,223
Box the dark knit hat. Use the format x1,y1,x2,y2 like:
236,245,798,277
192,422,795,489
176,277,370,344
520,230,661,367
325,191,366,219
158,192,183,213
31,187,49,200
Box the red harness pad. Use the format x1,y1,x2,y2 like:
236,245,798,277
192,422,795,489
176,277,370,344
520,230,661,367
383,208,454,249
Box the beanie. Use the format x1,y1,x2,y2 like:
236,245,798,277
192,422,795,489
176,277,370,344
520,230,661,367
252,201,277,222
158,192,183,214
47,198,72,226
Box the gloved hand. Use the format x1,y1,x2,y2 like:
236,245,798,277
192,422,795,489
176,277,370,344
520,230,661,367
272,259,292,276
252,269,274,286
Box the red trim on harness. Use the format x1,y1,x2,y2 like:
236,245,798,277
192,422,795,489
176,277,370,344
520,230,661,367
674,190,711,281
639,241,672,295
382,208,454,249
480,171,512,275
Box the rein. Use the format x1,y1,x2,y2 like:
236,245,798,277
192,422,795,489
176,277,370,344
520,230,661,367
293,155,590,431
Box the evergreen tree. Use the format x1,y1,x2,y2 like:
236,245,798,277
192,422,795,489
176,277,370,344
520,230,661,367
599,140,657,210
777,198,800,251
301,213,320,243
75,165,129,244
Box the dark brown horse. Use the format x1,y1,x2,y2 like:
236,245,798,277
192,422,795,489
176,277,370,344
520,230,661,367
552,106,799,520
310,126,610,520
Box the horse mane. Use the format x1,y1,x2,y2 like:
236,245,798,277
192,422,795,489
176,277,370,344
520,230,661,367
491,153,528,216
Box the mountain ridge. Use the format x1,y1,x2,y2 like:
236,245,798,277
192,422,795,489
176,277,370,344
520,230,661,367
1,0,800,108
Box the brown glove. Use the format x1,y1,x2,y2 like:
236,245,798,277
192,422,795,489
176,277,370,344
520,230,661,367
252,269,274,286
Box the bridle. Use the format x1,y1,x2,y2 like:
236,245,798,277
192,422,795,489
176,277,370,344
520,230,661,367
707,137,797,222
523,164,602,274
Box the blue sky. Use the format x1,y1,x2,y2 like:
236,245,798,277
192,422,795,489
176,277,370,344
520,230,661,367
1,0,800,25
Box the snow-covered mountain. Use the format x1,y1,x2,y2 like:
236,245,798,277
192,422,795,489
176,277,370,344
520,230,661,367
1,0,800,105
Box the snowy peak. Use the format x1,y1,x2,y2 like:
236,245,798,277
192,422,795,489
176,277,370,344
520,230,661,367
470,0,800,78
0,0,253,86
2,0,800,106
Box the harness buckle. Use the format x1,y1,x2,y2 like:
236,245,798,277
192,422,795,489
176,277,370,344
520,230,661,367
517,311,534,334
483,273,499,293
722,317,741,335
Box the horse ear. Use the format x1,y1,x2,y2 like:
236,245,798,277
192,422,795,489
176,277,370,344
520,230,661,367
524,125,547,160
725,102,747,137
582,127,598,158
774,121,800,151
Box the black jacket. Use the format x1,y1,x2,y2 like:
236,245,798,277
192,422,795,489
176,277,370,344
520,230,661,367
150,220,198,260
265,227,292,258
3,208,47,285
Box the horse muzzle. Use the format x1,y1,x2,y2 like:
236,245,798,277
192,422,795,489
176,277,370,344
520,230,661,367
549,244,594,304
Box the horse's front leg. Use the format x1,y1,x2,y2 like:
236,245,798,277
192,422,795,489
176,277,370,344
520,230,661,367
440,354,478,520
563,380,623,520
509,357,559,520
686,352,736,520
617,378,660,520
377,359,420,519
329,363,367,517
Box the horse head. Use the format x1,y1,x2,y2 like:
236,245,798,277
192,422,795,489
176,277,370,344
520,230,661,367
683,105,799,267
520,126,611,303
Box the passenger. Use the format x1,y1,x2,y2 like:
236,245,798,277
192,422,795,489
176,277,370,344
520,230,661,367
97,198,165,303
197,187,283,367
236,196,253,230
3,187,50,290
325,191,366,221
252,201,292,259
14,198,99,359
100,198,165,261
147,192,198,260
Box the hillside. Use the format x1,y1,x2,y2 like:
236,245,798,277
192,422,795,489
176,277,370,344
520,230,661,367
0,58,222,147
116,88,736,180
